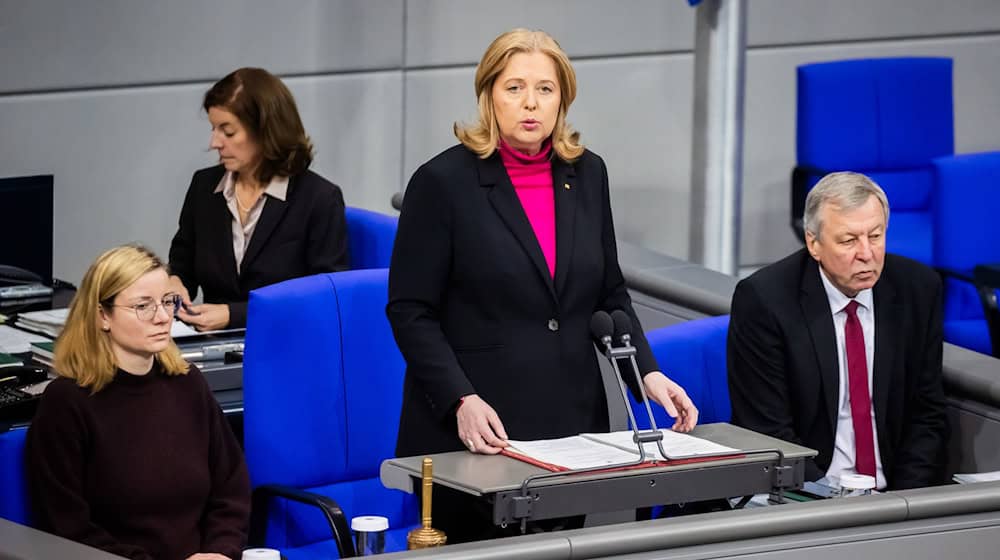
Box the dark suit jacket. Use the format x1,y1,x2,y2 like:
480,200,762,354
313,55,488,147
168,165,349,328
388,145,658,457
727,249,948,489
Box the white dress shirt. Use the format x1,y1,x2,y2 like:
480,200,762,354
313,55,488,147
818,267,887,490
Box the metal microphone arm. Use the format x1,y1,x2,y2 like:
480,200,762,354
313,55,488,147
613,332,673,462
599,335,652,462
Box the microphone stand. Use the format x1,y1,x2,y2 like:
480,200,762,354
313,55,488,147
599,335,664,463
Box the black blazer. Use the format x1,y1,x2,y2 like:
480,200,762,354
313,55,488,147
168,165,348,328
727,249,948,489
388,145,658,457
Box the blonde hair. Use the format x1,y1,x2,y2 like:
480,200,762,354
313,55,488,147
454,28,584,162
54,244,188,392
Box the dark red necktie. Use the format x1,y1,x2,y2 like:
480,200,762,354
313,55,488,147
844,300,876,477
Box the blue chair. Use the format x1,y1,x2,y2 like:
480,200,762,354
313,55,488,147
933,151,1000,357
794,57,954,265
243,269,417,559
628,315,731,430
0,427,31,526
345,207,397,270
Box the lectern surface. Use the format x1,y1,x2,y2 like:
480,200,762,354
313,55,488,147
381,423,816,496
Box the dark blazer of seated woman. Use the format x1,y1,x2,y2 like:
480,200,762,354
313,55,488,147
169,164,348,329
168,67,348,330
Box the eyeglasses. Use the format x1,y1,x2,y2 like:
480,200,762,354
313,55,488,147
107,294,181,322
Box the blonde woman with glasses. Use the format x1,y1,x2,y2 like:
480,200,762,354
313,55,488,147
26,244,250,560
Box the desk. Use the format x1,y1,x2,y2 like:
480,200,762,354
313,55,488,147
381,423,816,527
0,517,126,560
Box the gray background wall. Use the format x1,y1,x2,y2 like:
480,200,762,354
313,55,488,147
1,0,999,282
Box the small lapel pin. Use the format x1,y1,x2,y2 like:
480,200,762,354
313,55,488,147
563,183,571,190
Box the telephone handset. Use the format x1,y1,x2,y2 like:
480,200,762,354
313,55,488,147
0,264,44,285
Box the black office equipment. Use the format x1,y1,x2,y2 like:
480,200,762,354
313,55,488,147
0,175,54,287
0,366,49,423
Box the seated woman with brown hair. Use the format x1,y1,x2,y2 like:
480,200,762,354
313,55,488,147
169,67,349,331
26,244,251,560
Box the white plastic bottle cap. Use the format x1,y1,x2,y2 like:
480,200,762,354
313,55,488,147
242,549,281,560
351,515,389,532
840,473,877,490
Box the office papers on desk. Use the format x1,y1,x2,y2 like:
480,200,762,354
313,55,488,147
169,321,245,339
15,308,237,341
14,308,68,337
953,471,1000,484
585,429,738,459
0,325,51,354
506,436,641,471
504,430,741,472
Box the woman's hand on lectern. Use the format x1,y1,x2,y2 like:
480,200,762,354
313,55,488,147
456,394,509,454
642,371,699,432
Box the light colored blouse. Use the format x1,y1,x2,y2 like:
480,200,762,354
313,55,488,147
214,171,289,273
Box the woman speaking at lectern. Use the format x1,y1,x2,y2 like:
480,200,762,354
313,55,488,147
387,28,699,542
168,67,349,330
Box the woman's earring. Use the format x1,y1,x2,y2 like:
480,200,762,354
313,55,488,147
102,326,110,332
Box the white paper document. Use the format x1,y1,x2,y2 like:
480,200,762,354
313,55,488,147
506,436,641,470
0,324,52,354
506,429,739,470
14,307,234,341
584,429,738,459
953,471,1000,484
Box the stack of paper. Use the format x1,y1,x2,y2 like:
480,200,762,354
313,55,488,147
0,324,51,354
953,471,1000,484
13,307,230,341
14,308,69,337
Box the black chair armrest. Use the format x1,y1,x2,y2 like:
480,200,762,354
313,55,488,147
791,164,830,243
249,484,357,558
938,265,1000,358
974,264,1000,289
936,266,976,284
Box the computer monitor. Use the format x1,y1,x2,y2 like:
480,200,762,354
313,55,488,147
0,175,54,286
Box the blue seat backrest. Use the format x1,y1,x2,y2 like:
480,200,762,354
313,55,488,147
933,152,1000,355
345,207,397,270
244,269,415,551
629,315,731,430
797,57,954,265
0,427,31,525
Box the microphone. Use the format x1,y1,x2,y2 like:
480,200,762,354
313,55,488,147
610,310,633,347
589,311,614,349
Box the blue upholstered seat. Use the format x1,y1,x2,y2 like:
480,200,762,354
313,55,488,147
795,57,954,265
628,315,731,430
933,151,1000,356
243,269,417,558
0,427,31,526
345,207,397,270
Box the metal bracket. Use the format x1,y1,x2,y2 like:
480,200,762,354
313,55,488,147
510,495,534,519
772,464,794,489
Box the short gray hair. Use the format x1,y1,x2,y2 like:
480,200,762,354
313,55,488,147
803,171,889,240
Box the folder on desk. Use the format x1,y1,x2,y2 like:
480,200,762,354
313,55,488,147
0,353,23,369
503,429,742,472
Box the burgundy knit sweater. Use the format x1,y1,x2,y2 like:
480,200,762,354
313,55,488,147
26,362,250,560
